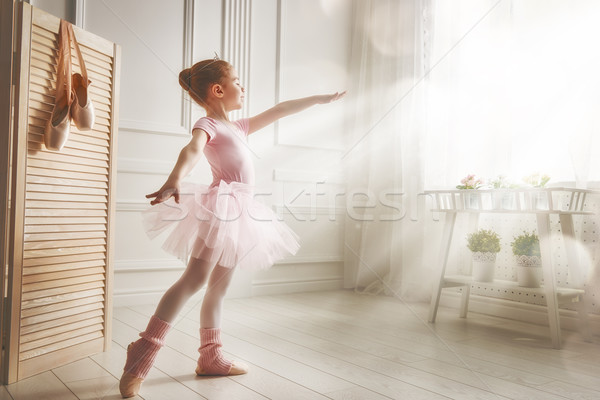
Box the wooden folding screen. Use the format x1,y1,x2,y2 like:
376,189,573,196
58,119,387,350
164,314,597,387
3,2,120,383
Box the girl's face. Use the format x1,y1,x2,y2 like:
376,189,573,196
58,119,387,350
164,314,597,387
221,68,245,111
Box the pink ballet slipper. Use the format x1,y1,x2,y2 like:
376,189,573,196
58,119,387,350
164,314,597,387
196,328,248,376
119,315,172,398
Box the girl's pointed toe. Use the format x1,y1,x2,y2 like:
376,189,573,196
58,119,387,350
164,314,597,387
195,360,248,376
119,370,144,398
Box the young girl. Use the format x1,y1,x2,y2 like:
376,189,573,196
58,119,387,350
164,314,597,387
119,57,345,398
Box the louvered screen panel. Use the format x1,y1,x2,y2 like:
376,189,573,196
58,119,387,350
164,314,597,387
7,3,120,382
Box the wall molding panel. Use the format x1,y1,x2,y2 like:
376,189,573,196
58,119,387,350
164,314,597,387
119,119,189,137
113,274,343,307
117,157,172,176
115,255,342,270
115,259,184,273
182,0,195,130
113,287,205,308
273,0,350,150
270,255,342,264
273,168,345,184
273,205,345,217
252,276,343,296
222,0,251,119
274,140,346,152
75,0,85,28
118,200,346,217
117,200,150,212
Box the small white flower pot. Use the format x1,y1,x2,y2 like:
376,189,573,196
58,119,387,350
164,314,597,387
472,252,497,282
532,192,549,211
517,266,542,287
502,192,516,210
492,192,515,210
463,192,480,210
515,255,542,288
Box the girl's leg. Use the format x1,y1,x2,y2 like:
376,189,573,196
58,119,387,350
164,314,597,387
155,256,217,323
200,264,236,328
197,265,248,376
120,257,216,398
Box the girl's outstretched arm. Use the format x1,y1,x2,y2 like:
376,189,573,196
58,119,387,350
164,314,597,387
248,91,346,135
146,129,209,205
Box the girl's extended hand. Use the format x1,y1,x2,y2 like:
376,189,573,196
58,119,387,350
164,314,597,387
146,180,181,205
316,91,347,104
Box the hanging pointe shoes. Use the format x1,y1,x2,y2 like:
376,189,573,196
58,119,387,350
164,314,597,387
44,87,73,150
71,72,94,130
44,19,72,151
45,20,95,150
68,23,94,131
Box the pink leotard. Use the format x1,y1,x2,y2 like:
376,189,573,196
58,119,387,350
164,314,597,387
193,117,255,187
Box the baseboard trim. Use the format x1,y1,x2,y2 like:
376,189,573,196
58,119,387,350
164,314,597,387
252,277,343,296
112,278,343,307
114,258,185,273
113,287,207,308
114,256,343,271
440,291,600,333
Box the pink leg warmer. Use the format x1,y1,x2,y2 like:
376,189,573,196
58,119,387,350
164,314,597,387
123,314,172,379
197,328,232,375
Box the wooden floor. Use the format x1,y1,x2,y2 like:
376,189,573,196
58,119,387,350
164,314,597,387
2,289,600,399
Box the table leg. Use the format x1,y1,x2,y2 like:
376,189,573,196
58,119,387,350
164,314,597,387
467,213,480,275
429,212,457,323
459,285,471,318
576,295,593,342
559,213,592,342
459,213,480,318
537,213,562,349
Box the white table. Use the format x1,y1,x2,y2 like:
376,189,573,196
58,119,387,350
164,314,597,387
426,188,596,349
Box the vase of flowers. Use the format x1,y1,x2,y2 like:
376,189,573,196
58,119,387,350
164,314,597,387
467,229,501,282
457,174,484,209
511,231,542,288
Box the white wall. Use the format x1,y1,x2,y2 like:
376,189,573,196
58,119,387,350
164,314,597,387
33,0,352,306
29,0,75,22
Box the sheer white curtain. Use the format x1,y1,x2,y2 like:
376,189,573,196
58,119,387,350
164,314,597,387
426,0,600,188
344,0,600,297
343,0,432,300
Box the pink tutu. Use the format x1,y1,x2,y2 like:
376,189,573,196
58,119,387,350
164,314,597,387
142,180,301,270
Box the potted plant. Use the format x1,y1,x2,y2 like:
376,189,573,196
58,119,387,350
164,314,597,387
523,173,551,210
511,231,542,287
522,173,550,188
457,174,484,209
467,229,501,282
490,175,518,210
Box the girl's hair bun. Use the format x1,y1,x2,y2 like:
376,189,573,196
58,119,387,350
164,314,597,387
179,68,192,91
179,59,232,106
